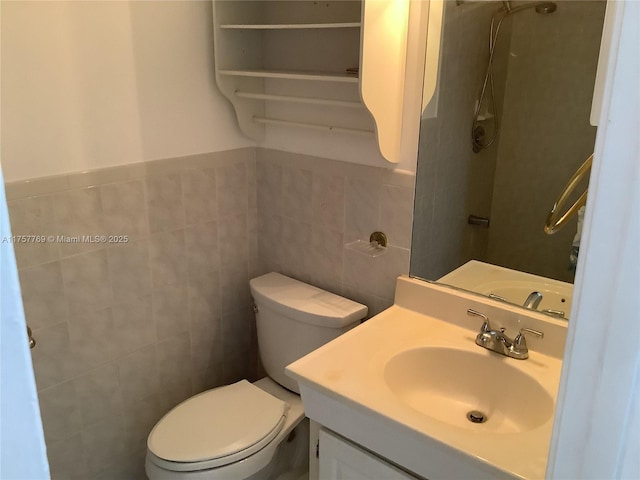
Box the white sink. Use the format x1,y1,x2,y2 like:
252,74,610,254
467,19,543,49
286,276,567,479
384,347,554,434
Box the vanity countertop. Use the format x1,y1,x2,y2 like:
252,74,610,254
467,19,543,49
286,276,567,479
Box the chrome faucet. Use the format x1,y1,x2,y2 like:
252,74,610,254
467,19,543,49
523,291,543,309
467,309,544,360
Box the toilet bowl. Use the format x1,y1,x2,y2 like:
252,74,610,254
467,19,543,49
145,273,367,480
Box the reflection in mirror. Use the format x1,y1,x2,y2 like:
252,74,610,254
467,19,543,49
410,0,607,318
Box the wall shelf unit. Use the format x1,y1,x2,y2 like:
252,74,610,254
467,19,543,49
212,0,417,164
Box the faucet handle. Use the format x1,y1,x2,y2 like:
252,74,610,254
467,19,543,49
513,327,544,350
467,309,492,332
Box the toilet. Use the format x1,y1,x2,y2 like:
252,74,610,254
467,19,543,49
145,272,367,480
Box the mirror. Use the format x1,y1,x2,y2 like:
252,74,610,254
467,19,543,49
410,0,607,319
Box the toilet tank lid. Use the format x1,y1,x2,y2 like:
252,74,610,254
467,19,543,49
250,273,368,328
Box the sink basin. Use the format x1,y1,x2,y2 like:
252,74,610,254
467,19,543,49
384,347,554,433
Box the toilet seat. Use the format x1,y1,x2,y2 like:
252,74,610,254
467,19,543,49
147,380,288,473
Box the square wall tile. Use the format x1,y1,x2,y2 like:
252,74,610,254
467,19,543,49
54,187,107,257
61,250,113,314
74,364,123,428
153,285,190,341
182,168,217,225
38,380,82,443
380,185,414,249
345,178,381,243
145,173,184,234
8,195,59,268
100,180,148,240
19,261,68,330
217,162,248,218
282,166,312,221
311,172,345,232
118,345,159,404
149,230,187,288
112,295,155,355
107,240,151,304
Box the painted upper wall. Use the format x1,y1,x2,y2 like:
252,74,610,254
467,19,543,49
1,1,252,182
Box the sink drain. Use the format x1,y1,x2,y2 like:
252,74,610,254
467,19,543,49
467,410,487,424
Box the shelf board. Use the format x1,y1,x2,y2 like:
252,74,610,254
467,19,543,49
220,22,361,30
235,91,363,108
253,116,374,137
219,69,359,83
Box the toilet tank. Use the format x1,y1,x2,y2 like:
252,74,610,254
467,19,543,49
250,273,367,393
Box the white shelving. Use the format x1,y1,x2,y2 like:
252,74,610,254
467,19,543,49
218,69,359,83
253,116,375,136
212,0,415,164
235,91,364,109
220,22,361,30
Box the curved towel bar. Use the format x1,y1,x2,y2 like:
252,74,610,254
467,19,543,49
544,153,593,235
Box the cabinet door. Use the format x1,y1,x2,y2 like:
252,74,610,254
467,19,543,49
319,428,419,480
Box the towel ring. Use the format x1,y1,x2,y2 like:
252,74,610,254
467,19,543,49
544,153,593,235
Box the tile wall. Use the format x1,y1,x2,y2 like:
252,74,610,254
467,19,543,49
255,148,414,318
6,147,415,479
7,149,259,479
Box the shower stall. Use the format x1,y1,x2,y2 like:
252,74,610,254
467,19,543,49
411,0,606,283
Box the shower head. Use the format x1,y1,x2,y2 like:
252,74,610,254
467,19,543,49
502,1,513,13
535,2,557,14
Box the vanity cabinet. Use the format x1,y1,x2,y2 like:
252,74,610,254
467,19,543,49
211,0,420,164
319,428,419,480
